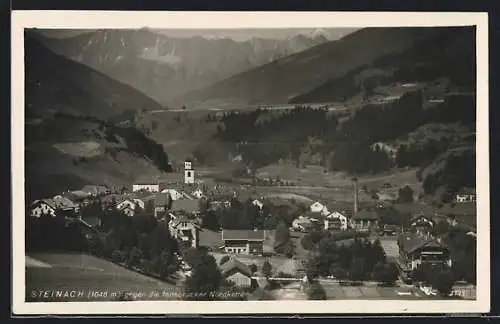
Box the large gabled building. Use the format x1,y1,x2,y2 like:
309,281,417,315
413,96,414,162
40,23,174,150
397,233,452,281
221,229,266,255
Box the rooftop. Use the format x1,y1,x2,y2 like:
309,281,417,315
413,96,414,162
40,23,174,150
397,233,446,254
219,257,253,277
222,229,266,241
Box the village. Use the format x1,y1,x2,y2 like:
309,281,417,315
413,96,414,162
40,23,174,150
26,159,477,301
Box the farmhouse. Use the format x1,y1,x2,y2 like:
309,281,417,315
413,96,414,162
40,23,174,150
161,188,184,200
350,210,379,231
397,233,452,279
116,198,145,217
222,229,266,255
409,213,435,237
219,258,256,288
309,201,330,216
30,195,79,218
324,211,348,231
292,216,312,232
168,216,200,248
132,184,160,193
30,199,57,217
456,188,476,203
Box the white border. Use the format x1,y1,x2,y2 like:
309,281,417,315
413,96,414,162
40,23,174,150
11,11,490,315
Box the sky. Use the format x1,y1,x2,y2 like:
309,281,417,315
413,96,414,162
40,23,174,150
37,28,360,42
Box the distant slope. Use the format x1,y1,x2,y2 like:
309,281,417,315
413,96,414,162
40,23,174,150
25,31,162,120
291,26,475,104
172,27,467,108
35,28,331,105
24,32,170,201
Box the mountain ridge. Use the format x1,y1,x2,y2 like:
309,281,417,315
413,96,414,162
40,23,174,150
170,26,475,108
35,28,331,105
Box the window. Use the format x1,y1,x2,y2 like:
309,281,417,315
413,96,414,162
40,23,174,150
187,172,192,177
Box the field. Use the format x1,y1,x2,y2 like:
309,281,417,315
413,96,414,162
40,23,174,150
25,252,181,302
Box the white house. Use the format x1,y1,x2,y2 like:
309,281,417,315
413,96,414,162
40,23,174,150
161,188,184,201
191,189,205,199
455,188,476,203
220,258,254,288
116,198,145,216
132,184,159,193
168,216,200,248
324,211,348,231
292,216,312,232
30,199,57,217
252,199,264,210
310,201,329,216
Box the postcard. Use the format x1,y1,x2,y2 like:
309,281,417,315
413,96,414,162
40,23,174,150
11,10,489,315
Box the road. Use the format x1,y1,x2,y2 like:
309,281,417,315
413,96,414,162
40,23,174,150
25,252,181,302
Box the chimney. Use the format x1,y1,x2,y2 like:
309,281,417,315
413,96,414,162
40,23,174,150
353,177,359,216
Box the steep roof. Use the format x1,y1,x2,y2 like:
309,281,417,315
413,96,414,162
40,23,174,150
52,195,78,209
169,215,200,228
398,233,446,254
222,229,266,241
220,258,252,277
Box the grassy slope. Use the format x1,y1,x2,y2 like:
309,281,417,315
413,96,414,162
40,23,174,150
24,33,168,201
25,116,164,201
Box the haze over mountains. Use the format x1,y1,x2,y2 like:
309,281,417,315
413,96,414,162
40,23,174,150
35,28,335,105
171,26,475,108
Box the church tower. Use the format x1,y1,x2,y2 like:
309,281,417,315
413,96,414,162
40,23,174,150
184,160,195,184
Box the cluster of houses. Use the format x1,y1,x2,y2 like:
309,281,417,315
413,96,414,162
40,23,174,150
28,182,209,249
291,201,379,233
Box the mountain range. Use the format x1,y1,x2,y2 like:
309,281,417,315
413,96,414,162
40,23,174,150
170,26,475,108
34,28,331,105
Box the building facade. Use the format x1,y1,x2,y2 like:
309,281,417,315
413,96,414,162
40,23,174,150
222,230,265,255
397,234,452,280
350,210,379,231
324,211,348,231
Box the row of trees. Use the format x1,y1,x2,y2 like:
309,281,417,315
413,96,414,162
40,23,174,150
304,236,398,285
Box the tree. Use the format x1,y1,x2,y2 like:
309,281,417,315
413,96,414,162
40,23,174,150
413,263,435,284
348,257,367,282
274,220,291,253
126,247,142,268
432,269,455,297
373,262,399,286
307,282,327,300
262,261,273,278
144,199,155,216
184,252,223,300
249,263,258,274
398,185,414,203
